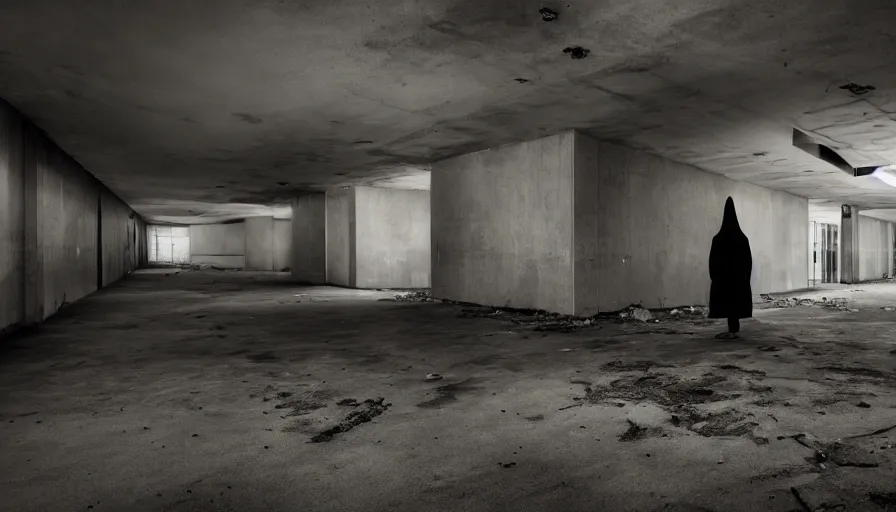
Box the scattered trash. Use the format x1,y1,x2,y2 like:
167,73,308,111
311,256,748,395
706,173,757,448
563,46,590,59
619,305,652,322
392,291,433,302
539,7,558,21
839,83,876,95
424,373,443,382
759,295,851,311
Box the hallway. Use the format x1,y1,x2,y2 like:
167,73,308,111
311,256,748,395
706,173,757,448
1,271,895,511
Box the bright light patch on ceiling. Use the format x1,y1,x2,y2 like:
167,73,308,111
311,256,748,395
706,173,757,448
872,164,896,188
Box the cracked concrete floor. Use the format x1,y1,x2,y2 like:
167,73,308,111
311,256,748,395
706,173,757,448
1,270,895,512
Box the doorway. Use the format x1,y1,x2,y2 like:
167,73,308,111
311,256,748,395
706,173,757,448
815,222,838,284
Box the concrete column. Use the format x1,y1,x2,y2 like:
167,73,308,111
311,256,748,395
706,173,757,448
432,132,577,314
290,193,327,283
272,219,292,272
353,186,430,289
840,205,860,284
244,216,274,270
22,121,44,324
323,186,430,289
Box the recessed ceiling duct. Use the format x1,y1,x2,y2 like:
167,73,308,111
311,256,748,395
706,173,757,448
792,128,880,177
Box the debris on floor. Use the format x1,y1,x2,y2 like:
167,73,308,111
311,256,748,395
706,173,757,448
539,7,558,21
758,295,851,311
424,373,443,382
618,419,665,442
391,291,434,302
620,305,653,322
562,46,590,59
309,398,391,443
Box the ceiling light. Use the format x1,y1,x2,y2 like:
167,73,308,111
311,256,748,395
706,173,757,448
871,164,896,187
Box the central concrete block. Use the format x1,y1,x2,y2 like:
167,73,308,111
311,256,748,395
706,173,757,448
431,130,809,316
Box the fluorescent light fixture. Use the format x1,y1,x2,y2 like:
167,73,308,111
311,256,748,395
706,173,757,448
872,164,896,187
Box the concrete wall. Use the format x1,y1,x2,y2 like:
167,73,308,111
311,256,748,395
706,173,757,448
245,216,274,271
582,137,808,312
291,194,327,283
189,223,245,268
326,188,353,287
0,101,24,333
273,219,292,272
1,99,145,335
858,215,894,281
432,132,576,313
354,186,430,289
101,189,140,287
34,134,101,318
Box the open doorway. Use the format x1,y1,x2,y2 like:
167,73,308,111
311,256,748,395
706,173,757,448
810,222,838,285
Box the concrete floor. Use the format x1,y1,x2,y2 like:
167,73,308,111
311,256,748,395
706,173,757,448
1,271,895,512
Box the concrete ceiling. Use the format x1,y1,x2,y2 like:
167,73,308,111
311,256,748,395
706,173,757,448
3,0,896,223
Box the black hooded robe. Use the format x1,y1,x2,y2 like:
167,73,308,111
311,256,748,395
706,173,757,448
708,197,753,320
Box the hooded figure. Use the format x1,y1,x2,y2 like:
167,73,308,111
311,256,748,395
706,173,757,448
708,197,753,339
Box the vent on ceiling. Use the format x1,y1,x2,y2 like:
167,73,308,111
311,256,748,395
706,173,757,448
792,128,879,177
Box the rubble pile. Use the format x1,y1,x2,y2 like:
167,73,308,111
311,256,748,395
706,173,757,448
616,305,708,323
392,291,434,302
758,295,850,311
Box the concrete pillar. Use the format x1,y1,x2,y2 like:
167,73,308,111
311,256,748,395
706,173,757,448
353,186,430,289
244,216,274,271
432,132,577,314
290,193,327,284
432,130,809,315
840,205,860,284
324,186,430,288
22,121,45,324
272,219,292,272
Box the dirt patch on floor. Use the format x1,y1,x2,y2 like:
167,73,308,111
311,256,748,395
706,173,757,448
247,352,279,363
587,373,728,407
815,365,896,381
416,379,481,409
587,371,768,444
618,419,665,442
601,360,673,372
309,398,391,443
715,364,767,376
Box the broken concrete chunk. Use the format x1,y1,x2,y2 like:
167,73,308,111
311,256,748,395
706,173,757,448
539,7,558,21
562,46,590,59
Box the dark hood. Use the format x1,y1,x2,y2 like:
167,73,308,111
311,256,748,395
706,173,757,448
718,197,743,235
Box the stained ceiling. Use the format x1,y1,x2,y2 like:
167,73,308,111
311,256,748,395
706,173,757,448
2,0,896,223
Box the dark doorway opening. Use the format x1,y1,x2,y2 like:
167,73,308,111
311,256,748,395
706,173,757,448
97,197,103,289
